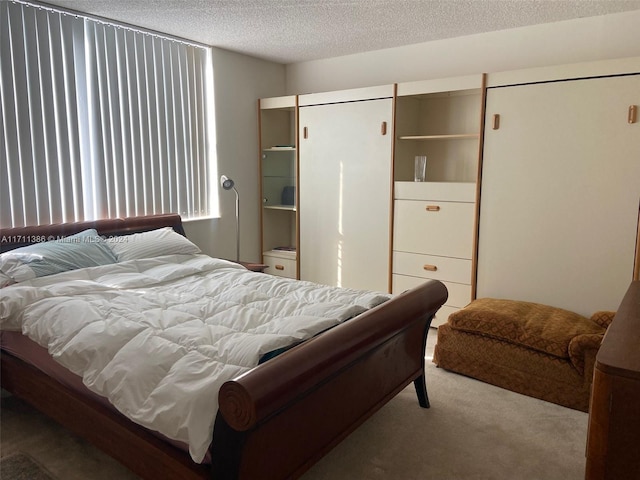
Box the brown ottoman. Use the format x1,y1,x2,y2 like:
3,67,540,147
433,298,614,412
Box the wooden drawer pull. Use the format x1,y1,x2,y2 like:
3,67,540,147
275,265,285,271
629,105,638,124
425,205,440,212
423,264,438,271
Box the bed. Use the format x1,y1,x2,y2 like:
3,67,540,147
0,213,448,479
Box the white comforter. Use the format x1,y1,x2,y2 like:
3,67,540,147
0,254,390,462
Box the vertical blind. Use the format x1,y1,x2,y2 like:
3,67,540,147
0,0,216,228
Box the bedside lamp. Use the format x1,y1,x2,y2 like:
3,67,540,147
220,175,239,262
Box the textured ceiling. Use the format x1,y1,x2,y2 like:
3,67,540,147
39,0,640,64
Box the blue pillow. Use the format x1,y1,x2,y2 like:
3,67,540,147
0,229,118,285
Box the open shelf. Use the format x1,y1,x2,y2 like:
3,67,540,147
394,85,483,184
264,205,296,211
259,95,298,278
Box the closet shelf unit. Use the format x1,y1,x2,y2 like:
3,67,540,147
258,95,299,279
391,73,486,327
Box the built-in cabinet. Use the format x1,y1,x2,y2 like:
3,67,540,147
258,78,486,314
258,95,299,279
391,75,486,327
477,73,640,316
298,86,394,292
257,61,639,327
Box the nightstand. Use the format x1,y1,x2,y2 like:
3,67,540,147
239,261,269,273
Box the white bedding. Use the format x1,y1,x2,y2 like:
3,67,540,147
0,254,390,462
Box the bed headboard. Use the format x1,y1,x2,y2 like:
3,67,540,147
0,214,185,253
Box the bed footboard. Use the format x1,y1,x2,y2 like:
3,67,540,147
214,279,447,479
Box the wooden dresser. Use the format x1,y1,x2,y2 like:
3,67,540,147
586,280,640,479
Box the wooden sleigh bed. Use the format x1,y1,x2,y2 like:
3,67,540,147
0,213,448,480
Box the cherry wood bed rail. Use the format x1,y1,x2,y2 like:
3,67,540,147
214,279,446,479
219,280,444,432
0,214,448,479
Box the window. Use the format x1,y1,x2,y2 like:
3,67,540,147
0,0,217,228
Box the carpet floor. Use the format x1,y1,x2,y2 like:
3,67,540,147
0,333,588,480
0,452,56,480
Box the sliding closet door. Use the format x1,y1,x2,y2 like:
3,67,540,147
299,98,393,292
477,74,640,315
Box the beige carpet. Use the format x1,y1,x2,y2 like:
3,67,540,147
0,452,56,480
0,333,588,480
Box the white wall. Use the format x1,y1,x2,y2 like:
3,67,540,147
184,48,285,261
188,10,640,262
286,10,640,94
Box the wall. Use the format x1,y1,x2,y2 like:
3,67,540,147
286,10,640,94
183,48,285,261
188,9,640,262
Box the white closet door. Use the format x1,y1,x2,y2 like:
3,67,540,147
299,98,393,292
477,74,640,315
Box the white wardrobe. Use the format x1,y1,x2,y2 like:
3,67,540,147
258,59,639,322
298,86,394,292
477,73,640,316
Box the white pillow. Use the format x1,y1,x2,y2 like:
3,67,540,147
105,227,201,261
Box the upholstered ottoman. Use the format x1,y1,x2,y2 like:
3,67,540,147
433,298,614,412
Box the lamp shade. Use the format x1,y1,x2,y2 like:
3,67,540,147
220,175,235,190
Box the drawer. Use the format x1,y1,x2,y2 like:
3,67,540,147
262,254,297,279
393,199,475,259
392,275,471,308
394,181,476,202
392,251,472,284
